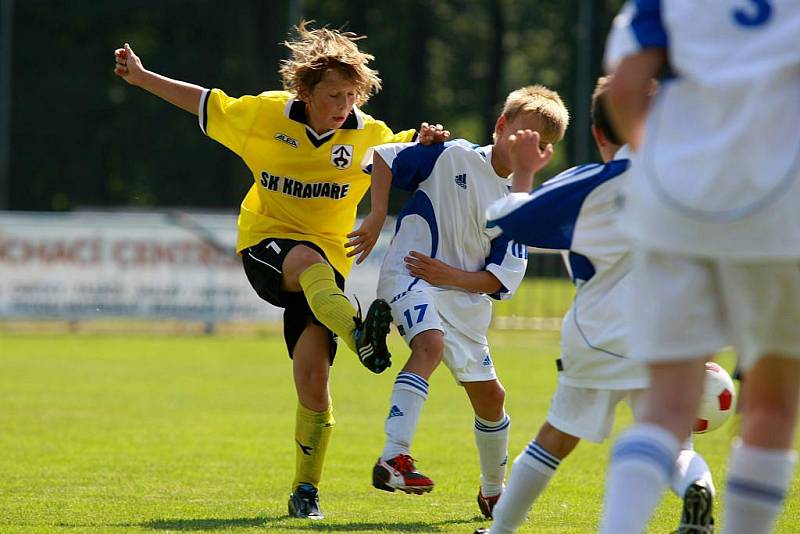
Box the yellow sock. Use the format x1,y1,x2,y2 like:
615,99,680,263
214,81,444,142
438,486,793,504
298,263,358,352
293,401,335,490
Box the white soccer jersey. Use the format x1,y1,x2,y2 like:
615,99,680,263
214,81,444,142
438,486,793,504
605,1,800,258
486,147,647,389
364,140,528,344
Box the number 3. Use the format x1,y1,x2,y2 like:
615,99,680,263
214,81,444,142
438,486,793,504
733,0,772,27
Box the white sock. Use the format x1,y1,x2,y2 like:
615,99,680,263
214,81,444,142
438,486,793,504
724,439,797,534
600,423,680,534
490,441,560,534
381,371,428,460
475,413,511,497
672,448,715,498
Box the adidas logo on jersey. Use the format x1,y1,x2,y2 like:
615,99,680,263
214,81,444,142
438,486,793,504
388,405,404,419
454,173,467,189
482,354,492,367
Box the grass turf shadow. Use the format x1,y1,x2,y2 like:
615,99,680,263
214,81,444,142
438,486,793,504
136,515,480,531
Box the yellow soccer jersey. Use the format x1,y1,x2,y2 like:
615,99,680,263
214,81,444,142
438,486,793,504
198,89,416,278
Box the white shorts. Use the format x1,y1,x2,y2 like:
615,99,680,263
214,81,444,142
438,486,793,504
547,383,647,443
390,289,496,383
630,249,800,371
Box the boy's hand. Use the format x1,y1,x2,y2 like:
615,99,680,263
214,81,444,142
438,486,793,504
346,211,386,264
509,129,553,176
404,251,456,286
417,122,450,145
114,43,145,86
508,130,553,192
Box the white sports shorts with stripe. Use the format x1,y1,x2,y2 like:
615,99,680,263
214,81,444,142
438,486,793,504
387,288,497,383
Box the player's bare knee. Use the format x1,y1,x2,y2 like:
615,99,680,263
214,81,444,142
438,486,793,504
410,331,444,360
283,246,326,290
485,381,506,412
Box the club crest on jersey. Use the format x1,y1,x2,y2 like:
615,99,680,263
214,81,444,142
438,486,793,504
275,132,298,148
331,144,353,169
455,173,467,189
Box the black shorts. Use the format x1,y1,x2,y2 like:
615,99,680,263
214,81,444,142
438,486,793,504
241,237,345,363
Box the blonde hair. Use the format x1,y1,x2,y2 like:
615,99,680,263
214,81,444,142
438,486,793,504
279,20,382,106
501,85,569,144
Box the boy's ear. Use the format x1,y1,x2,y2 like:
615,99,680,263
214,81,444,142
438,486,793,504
494,115,507,137
296,85,311,102
591,124,606,147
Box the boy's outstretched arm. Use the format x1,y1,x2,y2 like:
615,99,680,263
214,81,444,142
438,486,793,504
404,251,503,295
114,43,204,115
346,154,392,264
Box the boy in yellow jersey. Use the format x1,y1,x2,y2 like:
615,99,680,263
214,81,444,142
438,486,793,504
113,20,447,520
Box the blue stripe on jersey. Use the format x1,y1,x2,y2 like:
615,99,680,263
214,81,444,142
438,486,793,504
631,0,667,49
395,190,439,258
568,251,596,285
391,139,478,191
485,234,513,297
488,159,630,250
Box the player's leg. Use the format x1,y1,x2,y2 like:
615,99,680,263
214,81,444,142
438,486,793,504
288,319,334,520
373,326,443,494
464,378,509,518
724,355,800,534
625,386,717,531
280,242,390,366
717,260,800,533
671,446,715,533
488,422,579,534
490,385,619,533
601,358,707,534
601,250,725,534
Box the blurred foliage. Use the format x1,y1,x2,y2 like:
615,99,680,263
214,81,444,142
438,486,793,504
5,0,624,212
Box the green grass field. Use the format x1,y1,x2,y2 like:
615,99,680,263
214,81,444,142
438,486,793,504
1,331,798,533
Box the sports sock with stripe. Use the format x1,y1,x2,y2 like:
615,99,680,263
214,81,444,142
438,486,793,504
474,413,511,497
382,371,429,460
292,401,335,490
490,440,560,534
600,423,680,534
298,263,358,353
671,447,715,498
723,439,797,534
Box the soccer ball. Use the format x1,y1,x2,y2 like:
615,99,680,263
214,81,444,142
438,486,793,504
694,362,736,434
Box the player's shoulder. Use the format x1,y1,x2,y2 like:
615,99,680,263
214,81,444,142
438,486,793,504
543,156,630,189
438,139,483,160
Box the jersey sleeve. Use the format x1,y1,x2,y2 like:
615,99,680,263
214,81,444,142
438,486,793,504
198,88,262,156
364,142,449,191
485,160,631,250
604,0,668,71
484,235,528,300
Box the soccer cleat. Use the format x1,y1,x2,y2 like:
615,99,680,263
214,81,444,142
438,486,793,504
474,530,490,534
288,483,323,520
372,454,434,494
353,298,393,374
477,488,501,519
675,481,714,533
